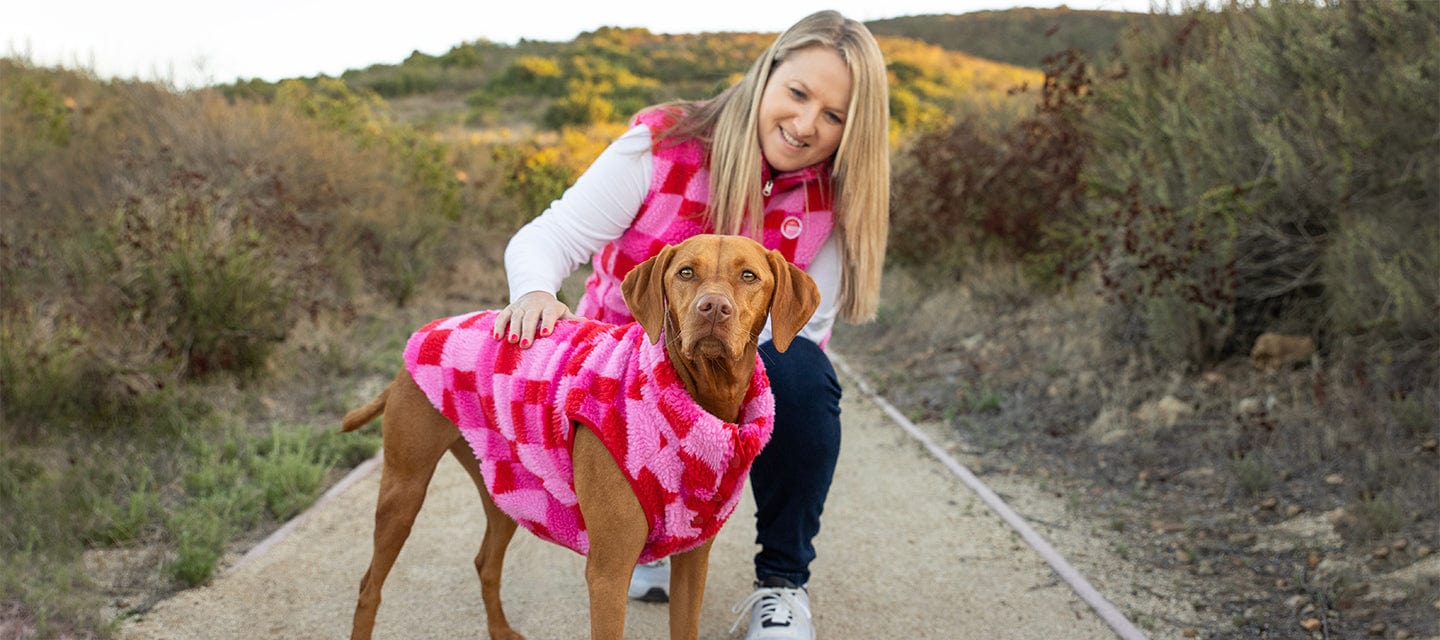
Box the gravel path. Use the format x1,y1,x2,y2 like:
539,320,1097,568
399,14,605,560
118,365,1119,639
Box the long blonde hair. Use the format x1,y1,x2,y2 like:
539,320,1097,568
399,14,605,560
655,10,890,323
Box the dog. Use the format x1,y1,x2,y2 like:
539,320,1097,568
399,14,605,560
341,234,821,640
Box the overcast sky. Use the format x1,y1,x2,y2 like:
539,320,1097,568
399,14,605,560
4,0,1158,88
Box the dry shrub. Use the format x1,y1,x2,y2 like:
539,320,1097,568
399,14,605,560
0,61,467,435
888,49,1089,282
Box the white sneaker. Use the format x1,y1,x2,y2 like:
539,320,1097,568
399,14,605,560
730,578,814,640
628,559,670,602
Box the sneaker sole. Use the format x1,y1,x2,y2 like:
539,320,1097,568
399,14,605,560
629,586,669,603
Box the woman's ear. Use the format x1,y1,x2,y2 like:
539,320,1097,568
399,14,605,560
621,245,676,344
765,250,821,352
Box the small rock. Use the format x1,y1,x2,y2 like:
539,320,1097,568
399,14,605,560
1308,551,1322,569
1417,545,1433,558
1422,438,1438,452
1183,628,1198,638
1368,621,1387,636
1392,538,1409,551
1396,631,1412,640
1302,603,1317,616
1236,397,1265,415
1251,332,1316,372
1197,560,1215,575
1286,504,1304,518
1201,371,1226,385
1152,520,1185,534
1300,618,1322,632
1325,473,1345,486
1133,394,1193,428
1228,532,1258,546
1260,497,1279,510
1175,549,1195,564
1373,546,1391,560
1286,595,1309,609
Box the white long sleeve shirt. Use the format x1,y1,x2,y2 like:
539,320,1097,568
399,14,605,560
504,124,841,346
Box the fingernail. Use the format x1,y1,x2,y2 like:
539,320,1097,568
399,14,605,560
540,327,551,336
508,333,518,343
520,338,531,348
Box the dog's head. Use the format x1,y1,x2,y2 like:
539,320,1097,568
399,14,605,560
621,234,821,361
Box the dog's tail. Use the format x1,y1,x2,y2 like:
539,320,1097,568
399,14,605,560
341,385,390,433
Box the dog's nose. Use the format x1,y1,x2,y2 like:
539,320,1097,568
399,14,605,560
696,294,733,323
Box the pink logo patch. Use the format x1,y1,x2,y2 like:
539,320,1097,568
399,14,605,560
780,216,803,240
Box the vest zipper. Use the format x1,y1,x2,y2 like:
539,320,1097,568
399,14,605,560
762,179,773,197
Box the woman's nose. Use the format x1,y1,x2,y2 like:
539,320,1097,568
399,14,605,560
792,108,820,137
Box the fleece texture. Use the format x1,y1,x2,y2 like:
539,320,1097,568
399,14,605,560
576,107,834,325
404,311,774,563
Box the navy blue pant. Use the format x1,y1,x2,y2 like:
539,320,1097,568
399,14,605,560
750,337,842,587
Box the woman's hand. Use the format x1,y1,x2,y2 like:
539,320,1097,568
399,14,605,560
492,290,575,348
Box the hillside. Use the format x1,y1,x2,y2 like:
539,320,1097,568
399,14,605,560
225,23,1044,137
867,7,1160,67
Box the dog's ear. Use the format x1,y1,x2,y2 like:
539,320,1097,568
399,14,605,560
622,244,676,344
765,250,821,353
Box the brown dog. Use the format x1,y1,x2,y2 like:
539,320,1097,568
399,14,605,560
341,234,820,640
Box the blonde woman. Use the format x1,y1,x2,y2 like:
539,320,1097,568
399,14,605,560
493,10,889,638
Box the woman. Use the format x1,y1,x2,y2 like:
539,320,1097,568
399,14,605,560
492,10,889,639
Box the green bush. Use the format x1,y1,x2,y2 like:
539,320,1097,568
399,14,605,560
117,193,290,379
251,426,336,521
1067,0,1438,373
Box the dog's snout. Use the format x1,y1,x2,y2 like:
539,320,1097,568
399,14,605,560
696,293,733,323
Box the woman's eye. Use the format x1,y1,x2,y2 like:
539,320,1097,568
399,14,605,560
825,112,844,125
789,87,805,100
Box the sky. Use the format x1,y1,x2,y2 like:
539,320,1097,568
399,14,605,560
4,0,1158,89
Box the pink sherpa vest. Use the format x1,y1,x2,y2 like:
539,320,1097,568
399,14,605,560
576,108,835,324
403,310,775,563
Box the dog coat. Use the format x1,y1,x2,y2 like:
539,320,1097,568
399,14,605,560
403,310,775,563
576,107,835,325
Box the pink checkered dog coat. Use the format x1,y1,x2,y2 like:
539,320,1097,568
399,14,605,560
404,310,774,563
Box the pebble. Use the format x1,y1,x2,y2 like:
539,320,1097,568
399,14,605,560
1369,621,1387,636
1325,473,1345,485
1285,504,1304,517
1300,618,1322,632
1260,496,1279,510
1373,546,1391,560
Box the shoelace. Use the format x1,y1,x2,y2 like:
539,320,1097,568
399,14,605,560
729,586,811,633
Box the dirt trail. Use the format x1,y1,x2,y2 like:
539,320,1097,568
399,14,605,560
118,364,1121,639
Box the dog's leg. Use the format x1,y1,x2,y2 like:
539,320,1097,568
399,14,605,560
667,538,713,640
573,426,648,640
449,441,526,640
350,375,460,640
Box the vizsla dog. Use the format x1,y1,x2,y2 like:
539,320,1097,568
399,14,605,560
341,234,820,640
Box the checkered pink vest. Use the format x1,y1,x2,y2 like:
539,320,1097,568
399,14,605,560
576,108,835,324
404,310,774,563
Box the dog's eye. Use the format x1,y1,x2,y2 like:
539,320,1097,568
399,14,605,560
677,267,695,279
741,270,758,283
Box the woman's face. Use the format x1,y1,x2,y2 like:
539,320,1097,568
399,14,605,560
756,45,852,173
